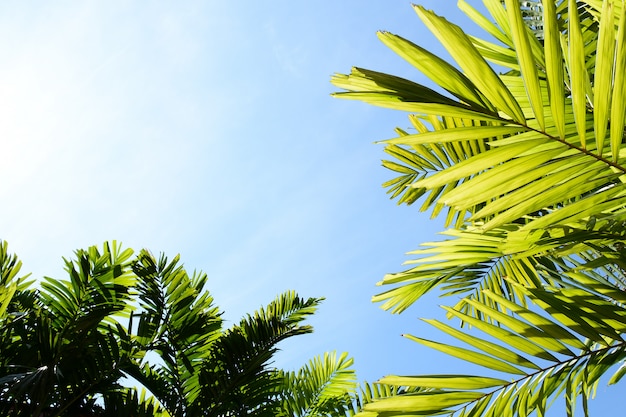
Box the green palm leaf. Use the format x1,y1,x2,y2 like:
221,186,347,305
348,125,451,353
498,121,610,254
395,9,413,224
191,291,328,417
505,0,545,129
344,382,429,417
413,5,525,123
333,1,626,415
333,0,626,311
279,351,356,417
610,4,626,161
362,282,626,417
0,242,137,416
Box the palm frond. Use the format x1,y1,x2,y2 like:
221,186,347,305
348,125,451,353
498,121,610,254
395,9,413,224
279,351,356,417
359,281,626,417
333,0,626,414
0,240,34,318
345,382,430,417
99,389,170,417
0,243,355,416
0,242,137,416
333,0,626,312
129,250,222,414
194,291,323,416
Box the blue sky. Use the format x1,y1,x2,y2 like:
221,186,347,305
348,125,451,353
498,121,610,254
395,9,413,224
0,1,621,414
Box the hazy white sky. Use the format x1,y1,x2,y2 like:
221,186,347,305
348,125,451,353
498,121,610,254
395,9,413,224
0,1,621,414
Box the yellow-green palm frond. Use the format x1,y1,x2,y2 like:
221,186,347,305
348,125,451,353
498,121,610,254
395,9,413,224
333,1,626,414
358,279,626,417
278,352,357,417
333,0,626,312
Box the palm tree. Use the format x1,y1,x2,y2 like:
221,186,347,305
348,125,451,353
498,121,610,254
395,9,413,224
0,241,357,416
333,0,626,415
126,249,357,417
0,241,137,416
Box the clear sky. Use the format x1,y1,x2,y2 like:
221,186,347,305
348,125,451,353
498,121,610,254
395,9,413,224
0,1,620,415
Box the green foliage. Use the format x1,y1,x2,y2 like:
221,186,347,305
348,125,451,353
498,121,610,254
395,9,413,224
0,242,135,416
279,351,356,417
0,242,356,416
333,0,626,415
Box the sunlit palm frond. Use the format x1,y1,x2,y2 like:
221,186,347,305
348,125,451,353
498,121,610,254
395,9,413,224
372,223,581,316
358,280,626,417
40,242,135,332
0,240,30,290
381,114,506,227
344,382,430,417
333,0,626,311
278,351,356,417
373,214,626,314
333,0,626,414
332,67,503,122
334,0,626,215
0,241,34,318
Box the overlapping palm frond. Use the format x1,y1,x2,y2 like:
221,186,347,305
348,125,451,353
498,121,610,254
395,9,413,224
0,241,137,416
333,0,626,415
278,351,356,417
98,389,169,417
0,242,356,416
343,382,431,417
332,0,626,312
0,242,22,319
195,291,325,417
127,251,338,417
358,277,626,417
128,250,223,415
0,240,34,320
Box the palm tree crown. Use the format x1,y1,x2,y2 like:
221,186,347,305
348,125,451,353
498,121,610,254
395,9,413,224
0,242,357,416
